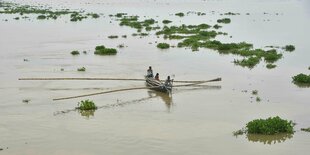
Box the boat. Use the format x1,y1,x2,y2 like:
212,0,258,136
145,76,172,93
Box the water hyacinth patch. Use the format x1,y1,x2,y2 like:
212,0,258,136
246,116,294,135
94,45,117,55
77,100,97,110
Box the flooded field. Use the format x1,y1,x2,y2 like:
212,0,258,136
0,0,310,154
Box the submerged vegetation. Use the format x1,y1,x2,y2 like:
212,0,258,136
292,73,310,85
157,43,170,49
77,100,97,110
246,116,294,135
94,45,117,55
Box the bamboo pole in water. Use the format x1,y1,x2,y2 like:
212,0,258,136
19,77,221,83
52,78,221,101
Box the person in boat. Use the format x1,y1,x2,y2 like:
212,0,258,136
155,73,160,81
165,76,172,87
146,66,153,78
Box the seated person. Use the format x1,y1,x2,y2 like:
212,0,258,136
155,73,160,81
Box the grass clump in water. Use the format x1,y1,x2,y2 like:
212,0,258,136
284,45,295,52
292,73,310,84
162,20,172,24
70,12,87,22
77,100,97,110
217,18,231,24
175,12,184,17
157,43,170,49
77,67,86,72
94,45,117,55
71,50,80,55
246,116,294,135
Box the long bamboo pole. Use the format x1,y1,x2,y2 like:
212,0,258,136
52,78,221,101
19,77,221,83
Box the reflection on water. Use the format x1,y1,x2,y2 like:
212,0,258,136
246,133,293,145
293,82,310,88
147,90,173,112
78,109,96,118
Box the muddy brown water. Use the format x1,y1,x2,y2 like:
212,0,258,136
0,0,310,154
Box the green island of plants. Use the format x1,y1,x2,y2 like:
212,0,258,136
108,35,118,39
154,23,283,68
162,20,172,24
77,67,86,72
76,100,97,110
284,45,295,52
94,45,117,55
292,73,310,84
246,116,294,135
71,50,80,55
157,43,170,49
117,15,159,32
217,18,231,24
175,12,185,17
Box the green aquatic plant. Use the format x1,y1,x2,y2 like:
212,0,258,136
217,18,231,24
256,97,261,102
175,12,184,17
157,43,170,49
301,128,310,132
234,57,260,68
252,90,258,95
213,24,222,29
162,20,172,24
224,12,240,15
88,13,99,18
70,12,87,22
284,45,295,52
246,116,294,135
266,63,276,69
71,50,80,55
77,100,97,110
77,67,86,72
108,35,118,39
94,45,117,55
292,73,310,84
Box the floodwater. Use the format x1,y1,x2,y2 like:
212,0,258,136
0,0,310,154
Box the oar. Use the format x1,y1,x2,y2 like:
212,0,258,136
52,78,221,101
19,77,221,83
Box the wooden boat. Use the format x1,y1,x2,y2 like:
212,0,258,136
145,76,172,93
